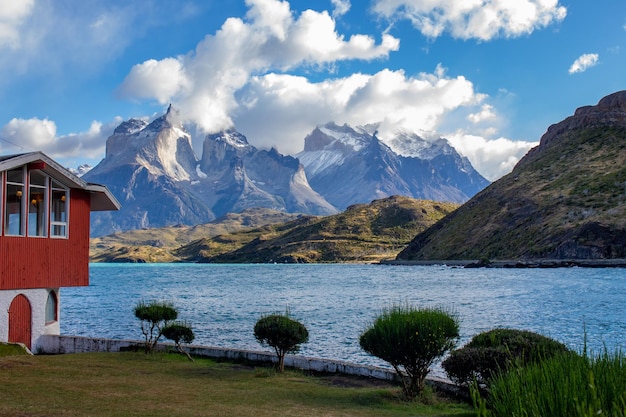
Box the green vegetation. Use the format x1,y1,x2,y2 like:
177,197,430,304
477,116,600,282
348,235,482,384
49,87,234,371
0,342,29,356
162,321,195,361
359,305,460,400
134,301,178,353
90,197,458,263
482,349,626,417
0,352,473,417
254,312,309,372
398,123,626,261
442,328,571,388
90,208,301,262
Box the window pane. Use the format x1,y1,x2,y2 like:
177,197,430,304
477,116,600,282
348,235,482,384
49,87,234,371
28,188,46,237
29,170,46,186
51,187,68,237
5,184,24,235
52,224,66,237
7,168,24,184
46,291,57,323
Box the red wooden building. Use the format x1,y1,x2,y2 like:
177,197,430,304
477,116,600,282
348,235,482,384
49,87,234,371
0,152,119,351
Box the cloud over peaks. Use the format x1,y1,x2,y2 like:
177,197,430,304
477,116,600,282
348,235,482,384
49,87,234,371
118,0,398,134
372,0,567,40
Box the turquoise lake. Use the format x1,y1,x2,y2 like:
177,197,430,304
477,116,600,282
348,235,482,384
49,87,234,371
61,263,626,375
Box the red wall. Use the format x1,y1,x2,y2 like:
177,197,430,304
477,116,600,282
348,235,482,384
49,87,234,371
0,189,91,290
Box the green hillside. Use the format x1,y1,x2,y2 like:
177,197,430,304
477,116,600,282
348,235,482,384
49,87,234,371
397,91,626,261
91,196,458,263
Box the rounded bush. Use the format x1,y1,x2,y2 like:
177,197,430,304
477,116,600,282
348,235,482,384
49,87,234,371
442,328,571,387
254,313,309,372
162,322,195,345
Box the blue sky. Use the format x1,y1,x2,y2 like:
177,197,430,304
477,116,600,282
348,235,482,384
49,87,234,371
0,0,624,180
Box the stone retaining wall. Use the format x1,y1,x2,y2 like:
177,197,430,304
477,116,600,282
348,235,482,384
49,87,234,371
38,335,461,395
39,334,395,380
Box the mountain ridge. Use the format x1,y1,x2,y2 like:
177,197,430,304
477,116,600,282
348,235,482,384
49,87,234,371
396,90,626,261
84,109,489,236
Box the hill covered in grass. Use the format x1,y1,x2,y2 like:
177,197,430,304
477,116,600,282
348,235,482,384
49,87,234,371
397,90,626,261
91,196,458,263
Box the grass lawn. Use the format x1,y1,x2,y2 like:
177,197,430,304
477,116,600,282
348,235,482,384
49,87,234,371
0,352,473,417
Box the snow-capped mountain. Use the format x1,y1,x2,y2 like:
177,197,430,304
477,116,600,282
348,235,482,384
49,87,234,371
69,164,93,177
296,122,489,210
193,129,336,217
84,107,336,236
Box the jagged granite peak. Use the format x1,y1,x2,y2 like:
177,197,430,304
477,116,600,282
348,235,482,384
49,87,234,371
101,105,197,182
198,129,337,217
113,118,147,135
297,122,489,210
396,90,626,261
84,106,210,236
303,122,372,153
389,132,456,160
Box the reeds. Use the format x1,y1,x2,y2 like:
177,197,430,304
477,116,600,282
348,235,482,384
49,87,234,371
484,348,626,417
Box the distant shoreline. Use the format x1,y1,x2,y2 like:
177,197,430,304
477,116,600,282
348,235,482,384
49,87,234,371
381,259,626,268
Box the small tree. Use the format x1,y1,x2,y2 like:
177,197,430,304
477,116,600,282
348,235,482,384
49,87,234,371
254,313,309,372
134,301,178,353
359,305,460,400
162,321,195,361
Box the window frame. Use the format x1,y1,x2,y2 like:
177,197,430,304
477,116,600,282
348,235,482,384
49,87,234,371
45,290,58,324
50,180,69,239
4,167,26,236
27,170,49,238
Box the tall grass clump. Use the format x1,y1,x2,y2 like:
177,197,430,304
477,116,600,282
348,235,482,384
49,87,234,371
485,348,626,417
359,305,460,400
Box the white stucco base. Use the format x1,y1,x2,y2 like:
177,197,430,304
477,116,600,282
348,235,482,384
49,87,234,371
0,288,60,352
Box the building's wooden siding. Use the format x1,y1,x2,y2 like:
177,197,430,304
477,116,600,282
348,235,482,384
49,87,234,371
0,189,91,290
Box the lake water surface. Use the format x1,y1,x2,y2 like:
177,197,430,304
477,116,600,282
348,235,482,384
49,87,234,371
61,263,625,374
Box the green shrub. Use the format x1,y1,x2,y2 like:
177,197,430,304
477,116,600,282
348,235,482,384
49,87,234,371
254,313,309,372
162,321,195,361
442,328,570,388
486,349,626,417
359,305,460,400
134,301,178,353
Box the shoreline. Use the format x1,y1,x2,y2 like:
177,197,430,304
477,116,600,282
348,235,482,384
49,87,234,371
381,258,626,268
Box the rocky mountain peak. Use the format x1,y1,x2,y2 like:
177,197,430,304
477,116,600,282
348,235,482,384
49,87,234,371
534,90,626,153
113,118,147,135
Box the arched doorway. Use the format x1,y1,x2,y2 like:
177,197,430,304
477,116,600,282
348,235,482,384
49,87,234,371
8,294,32,350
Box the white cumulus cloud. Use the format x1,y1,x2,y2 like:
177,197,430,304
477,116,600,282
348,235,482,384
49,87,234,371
118,0,398,134
234,65,483,155
0,117,118,162
568,53,599,74
331,0,351,17
447,132,538,181
468,104,497,124
372,0,567,40
0,0,34,49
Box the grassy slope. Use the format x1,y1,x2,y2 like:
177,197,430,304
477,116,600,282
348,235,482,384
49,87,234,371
91,196,458,263
184,196,459,263
90,208,302,263
0,352,472,417
398,125,626,260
